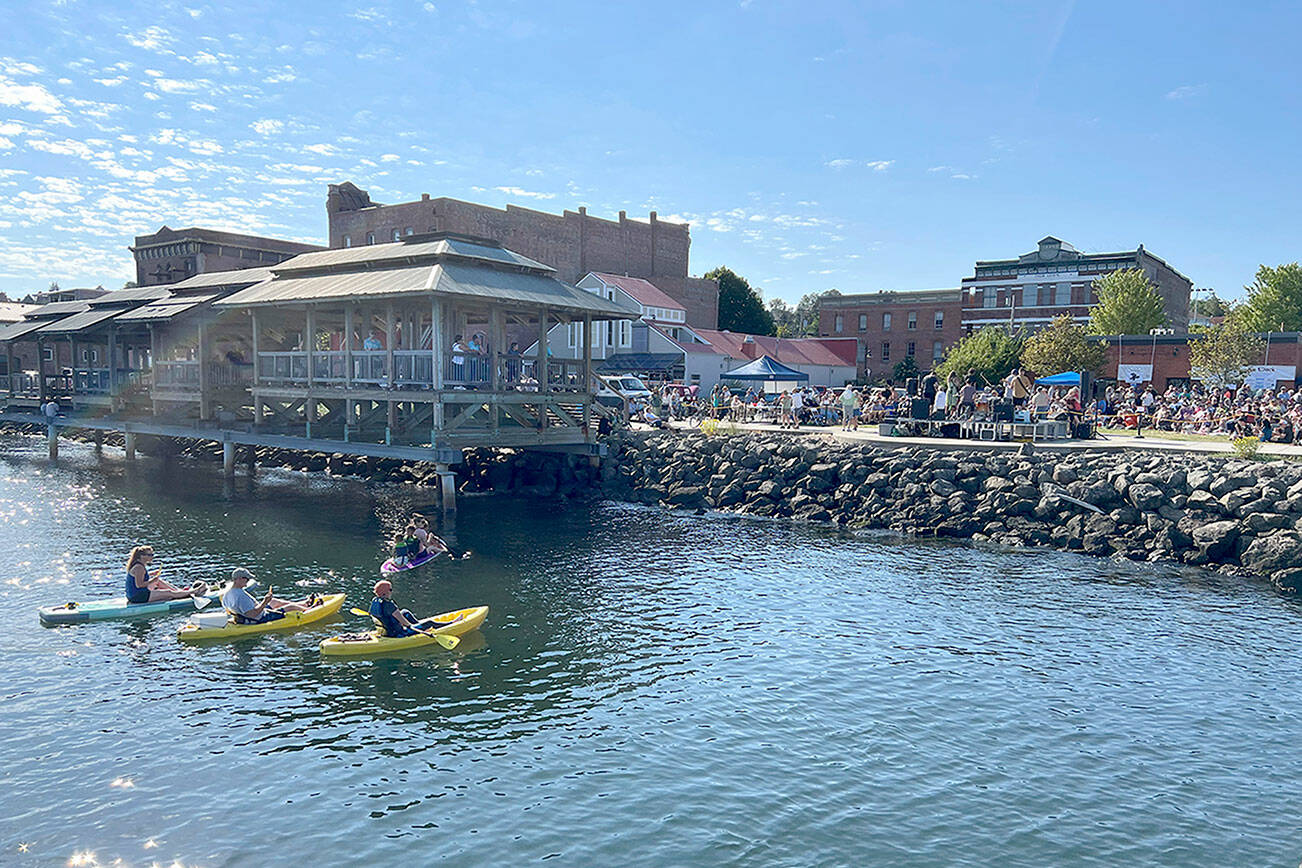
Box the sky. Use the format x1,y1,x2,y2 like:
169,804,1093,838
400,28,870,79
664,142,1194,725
0,0,1298,304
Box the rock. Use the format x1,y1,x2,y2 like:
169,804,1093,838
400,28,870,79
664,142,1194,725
1209,474,1255,497
1053,466,1078,485
1127,483,1165,511
1187,490,1224,514
1246,512,1291,533
1271,567,1302,593
1239,531,1302,575
1192,520,1241,559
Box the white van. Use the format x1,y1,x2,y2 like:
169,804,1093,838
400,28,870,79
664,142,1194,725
595,374,653,407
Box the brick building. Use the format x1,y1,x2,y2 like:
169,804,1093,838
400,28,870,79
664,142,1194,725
1103,332,1302,391
131,226,322,287
325,182,719,329
961,236,1191,333
817,288,964,379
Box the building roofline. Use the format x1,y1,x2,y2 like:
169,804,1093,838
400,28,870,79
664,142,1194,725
820,288,960,307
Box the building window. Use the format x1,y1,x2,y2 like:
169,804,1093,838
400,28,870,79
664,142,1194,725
882,312,892,330
834,314,843,333
619,320,632,348
43,347,53,362
366,232,375,245
933,340,944,360
391,229,400,242
404,227,414,236
1024,285,1037,306
858,313,867,331
1055,282,1071,305
567,323,577,349
343,235,352,247
983,290,996,308
907,311,917,330
881,342,891,362
934,310,944,330
906,341,916,357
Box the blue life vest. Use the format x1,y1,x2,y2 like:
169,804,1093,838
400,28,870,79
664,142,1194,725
369,597,410,637
125,570,150,604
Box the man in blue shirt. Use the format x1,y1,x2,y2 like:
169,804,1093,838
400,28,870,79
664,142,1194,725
368,579,437,638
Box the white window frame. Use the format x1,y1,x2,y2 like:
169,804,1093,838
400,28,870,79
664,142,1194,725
933,340,944,360
858,313,867,331
882,312,892,330
934,310,944,330
907,311,917,330
834,314,843,333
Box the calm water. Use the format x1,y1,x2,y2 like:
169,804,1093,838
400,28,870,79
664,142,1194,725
0,433,1300,867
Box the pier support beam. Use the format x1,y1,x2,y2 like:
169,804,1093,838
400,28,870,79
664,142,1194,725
223,440,235,478
93,430,103,454
124,432,136,461
435,462,456,514
47,423,58,460
246,444,256,475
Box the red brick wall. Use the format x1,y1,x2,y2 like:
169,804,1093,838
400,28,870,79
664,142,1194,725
818,294,964,379
329,196,719,329
1103,335,1302,390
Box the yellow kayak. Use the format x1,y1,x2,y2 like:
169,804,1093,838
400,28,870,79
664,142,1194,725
178,593,345,642
319,605,488,656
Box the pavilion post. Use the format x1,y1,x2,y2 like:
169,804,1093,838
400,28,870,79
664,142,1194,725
537,307,549,430
582,313,593,434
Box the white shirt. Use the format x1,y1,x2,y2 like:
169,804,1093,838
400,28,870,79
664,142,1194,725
791,392,804,410
222,586,258,616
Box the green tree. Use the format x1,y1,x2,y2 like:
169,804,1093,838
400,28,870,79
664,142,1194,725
767,298,798,336
1189,312,1264,391
1191,291,1228,319
892,354,919,382
795,288,839,335
1019,315,1105,377
1087,268,1167,335
1241,263,1302,332
934,327,1023,385
707,266,773,335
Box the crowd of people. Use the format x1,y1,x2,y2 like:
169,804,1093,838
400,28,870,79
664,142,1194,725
624,370,1302,443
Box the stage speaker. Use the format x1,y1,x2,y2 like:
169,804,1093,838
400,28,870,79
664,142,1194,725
993,398,1014,422
910,398,930,419
906,377,919,397
1080,370,1095,399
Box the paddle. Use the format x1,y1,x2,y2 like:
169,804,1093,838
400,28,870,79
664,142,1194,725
430,535,471,560
348,607,459,649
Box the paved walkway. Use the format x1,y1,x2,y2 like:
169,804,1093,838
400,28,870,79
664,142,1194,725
658,419,1302,458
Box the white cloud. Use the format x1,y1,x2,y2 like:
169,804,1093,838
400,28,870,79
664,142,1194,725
124,26,174,53
94,76,127,87
250,119,284,136
866,160,893,171
189,101,217,112
824,158,854,170
1166,84,1205,100
350,7,390,24
154,78,201,94
303,143,338,155
379,153,399,162
927,165,951,173
0,58,42,76
423,1,437,10
0,137,13,149
0,75,63,114
495,186,554,199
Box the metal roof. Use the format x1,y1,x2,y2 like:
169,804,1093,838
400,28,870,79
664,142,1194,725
0,317,57,342
25,300,92,318
87,285,172,306
36,307,127,334
598,353,684,373
166,266,275,290
217,262,640,320
116,293,219,322
273,236,553,275
217,266,432,306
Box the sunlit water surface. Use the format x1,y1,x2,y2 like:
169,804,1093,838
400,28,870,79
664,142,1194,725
0,433,1299,867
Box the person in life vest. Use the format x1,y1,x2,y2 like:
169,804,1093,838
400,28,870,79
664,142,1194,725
368,579,439,638
392,524,420,566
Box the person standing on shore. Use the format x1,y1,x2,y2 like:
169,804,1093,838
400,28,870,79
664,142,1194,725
840,387,860,431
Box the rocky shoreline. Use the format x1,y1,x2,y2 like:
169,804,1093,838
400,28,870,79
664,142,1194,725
587,430,1302,594
17,423,1302,593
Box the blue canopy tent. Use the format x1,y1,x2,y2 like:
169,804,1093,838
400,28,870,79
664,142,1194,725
722,354,809,393
1035,371,1081,386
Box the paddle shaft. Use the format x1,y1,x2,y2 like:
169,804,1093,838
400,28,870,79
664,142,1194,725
348,607,459,649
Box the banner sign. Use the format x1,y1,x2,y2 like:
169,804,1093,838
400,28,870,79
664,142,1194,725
1117,364,1153,385
1244,365,1297,390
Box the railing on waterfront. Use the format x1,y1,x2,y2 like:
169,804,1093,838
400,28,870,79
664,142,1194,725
253,350,593,394
7,371,39,396
155,361,253,389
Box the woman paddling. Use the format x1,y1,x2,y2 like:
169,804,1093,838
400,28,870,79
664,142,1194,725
124,545,207,604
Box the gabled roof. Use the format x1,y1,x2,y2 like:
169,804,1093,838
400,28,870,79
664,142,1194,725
167,266,275,291
87,285,172,307
688,329,859,367
272,233,553,275
0,301,38,323
588,272,685,312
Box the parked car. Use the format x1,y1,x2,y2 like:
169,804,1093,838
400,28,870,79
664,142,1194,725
595,374,653,408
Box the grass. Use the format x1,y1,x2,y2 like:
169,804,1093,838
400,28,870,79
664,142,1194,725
1098,427,1232,444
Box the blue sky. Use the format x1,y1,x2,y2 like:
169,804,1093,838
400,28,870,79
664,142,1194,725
0,0,1297,303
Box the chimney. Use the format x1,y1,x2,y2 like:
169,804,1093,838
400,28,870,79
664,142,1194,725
741,335,758,360
421,193,430,201
619,210,626,222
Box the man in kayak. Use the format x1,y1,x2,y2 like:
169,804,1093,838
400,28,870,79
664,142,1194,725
221,568,317,624
368,579,439,637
